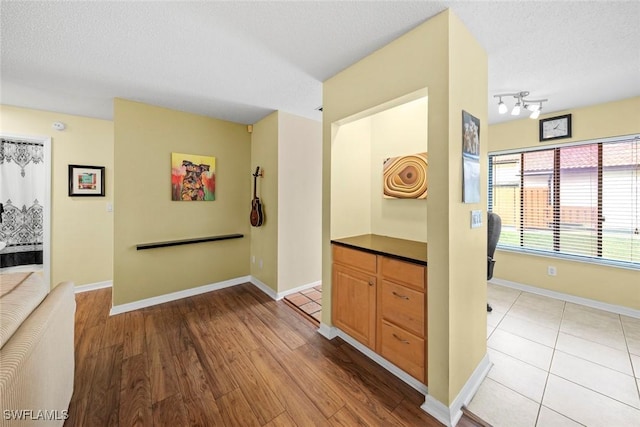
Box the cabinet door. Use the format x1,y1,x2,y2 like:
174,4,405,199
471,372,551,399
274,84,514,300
332,264,376,349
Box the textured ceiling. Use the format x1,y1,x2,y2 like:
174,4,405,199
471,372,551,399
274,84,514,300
1,1,638,125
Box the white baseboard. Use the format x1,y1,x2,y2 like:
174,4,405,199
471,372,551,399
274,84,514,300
490,277,640,319
249,276,278,300
421,396,452,427
74,280,112,293
108,275,285,316
317,322,338,340
421,353,492,427
276,280,321,300
329,327,428,395
109,276,252,315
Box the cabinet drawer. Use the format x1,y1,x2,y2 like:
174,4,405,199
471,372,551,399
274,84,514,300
333,245,377,274
379,321,425,383
380,281,424,337
380,257,425,291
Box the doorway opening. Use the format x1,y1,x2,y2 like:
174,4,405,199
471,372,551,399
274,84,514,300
0,133,51,286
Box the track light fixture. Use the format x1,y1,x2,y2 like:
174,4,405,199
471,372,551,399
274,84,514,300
493,91,548,119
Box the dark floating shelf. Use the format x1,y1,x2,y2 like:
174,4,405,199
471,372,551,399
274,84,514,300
136,233,244,250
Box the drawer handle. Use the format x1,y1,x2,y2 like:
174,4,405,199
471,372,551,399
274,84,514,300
369,280,374,287
392,333,409,344
392,291,409,300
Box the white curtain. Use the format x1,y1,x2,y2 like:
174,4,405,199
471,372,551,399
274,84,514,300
0,137,45,267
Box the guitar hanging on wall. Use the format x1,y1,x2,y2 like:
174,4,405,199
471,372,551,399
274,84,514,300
250,166,264,227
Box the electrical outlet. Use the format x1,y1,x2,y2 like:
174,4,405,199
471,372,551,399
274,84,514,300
259,259,263,269
547,266,557,276
251,255,255,264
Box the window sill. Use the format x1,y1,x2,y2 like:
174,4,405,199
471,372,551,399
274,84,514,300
496,245,640,271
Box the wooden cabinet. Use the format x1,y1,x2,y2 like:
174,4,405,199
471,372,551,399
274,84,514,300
332,242,427,384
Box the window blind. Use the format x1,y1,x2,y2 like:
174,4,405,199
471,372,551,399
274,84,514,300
488,135,639,268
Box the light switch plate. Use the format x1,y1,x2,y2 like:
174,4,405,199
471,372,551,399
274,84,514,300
471,210,482,228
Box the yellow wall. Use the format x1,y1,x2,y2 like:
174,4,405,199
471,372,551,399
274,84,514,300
490,97,640,151
447,14,489,398
277,112,322,292
370,97,428,242
331,117,372,239
331,96,428,242
250,111,279,291
331,96,429,242
0,105,114,288
250,111,323,294
113,99,251,306
489,97,640,310
323,10,487,405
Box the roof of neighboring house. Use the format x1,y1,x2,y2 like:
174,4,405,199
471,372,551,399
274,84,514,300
496,141,639,172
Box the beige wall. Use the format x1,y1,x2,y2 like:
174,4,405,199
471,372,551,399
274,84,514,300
323,10,488,405
250,112,279,291
331,117,372,239
446,14,489,398
331,97,428,242
277,112,322,293
0,105,114,288
113,99,251,306
489,97,640,310
490,97,640,151
370,97,428,242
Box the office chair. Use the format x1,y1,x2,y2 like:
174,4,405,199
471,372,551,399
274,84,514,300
487,212,502,312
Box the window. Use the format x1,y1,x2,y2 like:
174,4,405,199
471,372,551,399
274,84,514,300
488,135,640,268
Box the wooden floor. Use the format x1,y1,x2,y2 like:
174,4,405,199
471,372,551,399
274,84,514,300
65,283,482,427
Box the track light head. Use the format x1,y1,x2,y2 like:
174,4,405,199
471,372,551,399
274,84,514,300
529,104,542,119
498,100,507,114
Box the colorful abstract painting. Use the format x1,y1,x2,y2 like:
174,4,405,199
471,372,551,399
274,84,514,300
171,152,216,201
383,152,428,199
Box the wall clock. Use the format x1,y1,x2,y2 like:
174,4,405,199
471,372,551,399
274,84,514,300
539,114,572,141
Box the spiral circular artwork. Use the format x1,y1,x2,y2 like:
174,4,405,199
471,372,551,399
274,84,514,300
383,152,428,199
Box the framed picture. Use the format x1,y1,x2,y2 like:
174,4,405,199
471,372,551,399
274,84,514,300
171,152,216,201
462,110,480,203
382,152,428,199
539,114,572,141
68,164,105,197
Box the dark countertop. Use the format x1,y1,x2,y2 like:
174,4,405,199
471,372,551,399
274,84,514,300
331,234,427,266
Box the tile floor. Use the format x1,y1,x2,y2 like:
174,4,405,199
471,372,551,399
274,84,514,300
284,285,322,323
468,283,640,427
